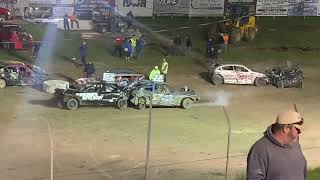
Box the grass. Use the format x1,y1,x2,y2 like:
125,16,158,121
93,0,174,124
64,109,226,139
235,167,320,180
1,16,320,180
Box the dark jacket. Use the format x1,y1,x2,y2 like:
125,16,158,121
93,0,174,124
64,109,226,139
84,63,95,75
186,37,192,47
246,126,307,180
80,44,88,57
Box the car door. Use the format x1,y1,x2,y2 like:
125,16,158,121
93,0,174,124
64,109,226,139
235,65,251,84
152,84,164,105
158,84,175,106
220,65,237,84
77,86,103,104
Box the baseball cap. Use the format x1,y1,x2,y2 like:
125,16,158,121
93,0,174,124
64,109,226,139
276,110,304,130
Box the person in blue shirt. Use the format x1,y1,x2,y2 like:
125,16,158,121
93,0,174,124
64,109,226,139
123,38,132,61
80,41,88,66
138,36,145,61
63,13,70,31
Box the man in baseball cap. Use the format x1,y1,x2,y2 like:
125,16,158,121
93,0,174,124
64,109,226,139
276,110,304,133
247,110,306,180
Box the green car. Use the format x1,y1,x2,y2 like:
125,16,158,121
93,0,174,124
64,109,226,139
130,81,200,110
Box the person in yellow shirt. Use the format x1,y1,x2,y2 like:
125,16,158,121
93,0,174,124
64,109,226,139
149,66,161,81
161,58,169,82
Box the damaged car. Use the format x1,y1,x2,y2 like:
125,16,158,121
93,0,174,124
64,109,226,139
130,81,200,110
54,81,129,110
265,66,304,88
0,61,48,88
208,64,268,86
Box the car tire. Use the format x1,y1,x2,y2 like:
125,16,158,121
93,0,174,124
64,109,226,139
138,98,146,110
277,81,284,88
212,75,223,85
298,82,304,88
181,98,193,109
66,98,79,110
0,15,5,22
117,98,127,110
254,77,267,87
0,79,6,88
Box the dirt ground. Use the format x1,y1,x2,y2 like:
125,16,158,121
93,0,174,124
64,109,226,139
1,60,320,180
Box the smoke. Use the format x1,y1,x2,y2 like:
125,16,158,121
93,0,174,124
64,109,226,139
196,90,233,107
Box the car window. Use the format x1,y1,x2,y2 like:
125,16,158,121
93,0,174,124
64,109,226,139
235,66,249,72
222,66,234,71
6,67,17,73
158,84,169,94
84,87,95,93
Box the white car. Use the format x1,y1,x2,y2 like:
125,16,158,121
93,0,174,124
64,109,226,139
208,64,268,86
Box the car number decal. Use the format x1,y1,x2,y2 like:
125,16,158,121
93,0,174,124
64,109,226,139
76,93,103,101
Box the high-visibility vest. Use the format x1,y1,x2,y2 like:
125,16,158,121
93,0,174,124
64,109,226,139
130,38,137,47
161,62,168,74
223,34,229,43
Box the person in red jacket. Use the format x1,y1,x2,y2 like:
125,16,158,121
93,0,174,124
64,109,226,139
112,35,124,57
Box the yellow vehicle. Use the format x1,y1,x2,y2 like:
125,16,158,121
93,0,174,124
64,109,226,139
230,15,258,43
215,2,258,44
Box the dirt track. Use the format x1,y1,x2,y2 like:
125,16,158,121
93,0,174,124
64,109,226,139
1,60,320,180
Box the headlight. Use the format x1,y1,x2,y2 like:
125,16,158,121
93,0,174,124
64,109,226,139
7,12,10,16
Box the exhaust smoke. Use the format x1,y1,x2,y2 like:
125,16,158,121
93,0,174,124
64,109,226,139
196,90,233,107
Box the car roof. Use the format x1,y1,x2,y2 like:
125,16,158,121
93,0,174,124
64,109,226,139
214,64,248,68
106,68,137,74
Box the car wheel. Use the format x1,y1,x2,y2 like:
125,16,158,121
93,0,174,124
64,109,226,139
138,98,146,110
117,98,127,110
66,98,79,110
181,98,193,109
212,75,223,85
0,15,5,22
0,79,6,88
277,81,284,88
254,77,267,87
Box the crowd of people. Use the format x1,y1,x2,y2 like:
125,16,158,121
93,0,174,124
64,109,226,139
112,34,146,61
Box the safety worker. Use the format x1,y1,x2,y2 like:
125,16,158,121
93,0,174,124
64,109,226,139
161,58,169,82
222,33,229,55
130,35,137,57
149,66,161,81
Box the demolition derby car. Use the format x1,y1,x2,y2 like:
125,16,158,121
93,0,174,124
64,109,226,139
54,81,129,110
265,66,304,88
130,81,200,110
105,68,145,87
0,61,48,88
208,64,267,86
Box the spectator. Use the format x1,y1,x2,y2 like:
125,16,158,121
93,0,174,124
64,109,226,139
80,41,88,66
138,36,146,61
173,34,182,56
112,35,125,57
83,61,95,78
63,13,70,31
123,38,132,61
32,42,41,59
207,37,214,57
185,35,192,55
247,110,306,180
126,11,134,30
69,14,79,29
